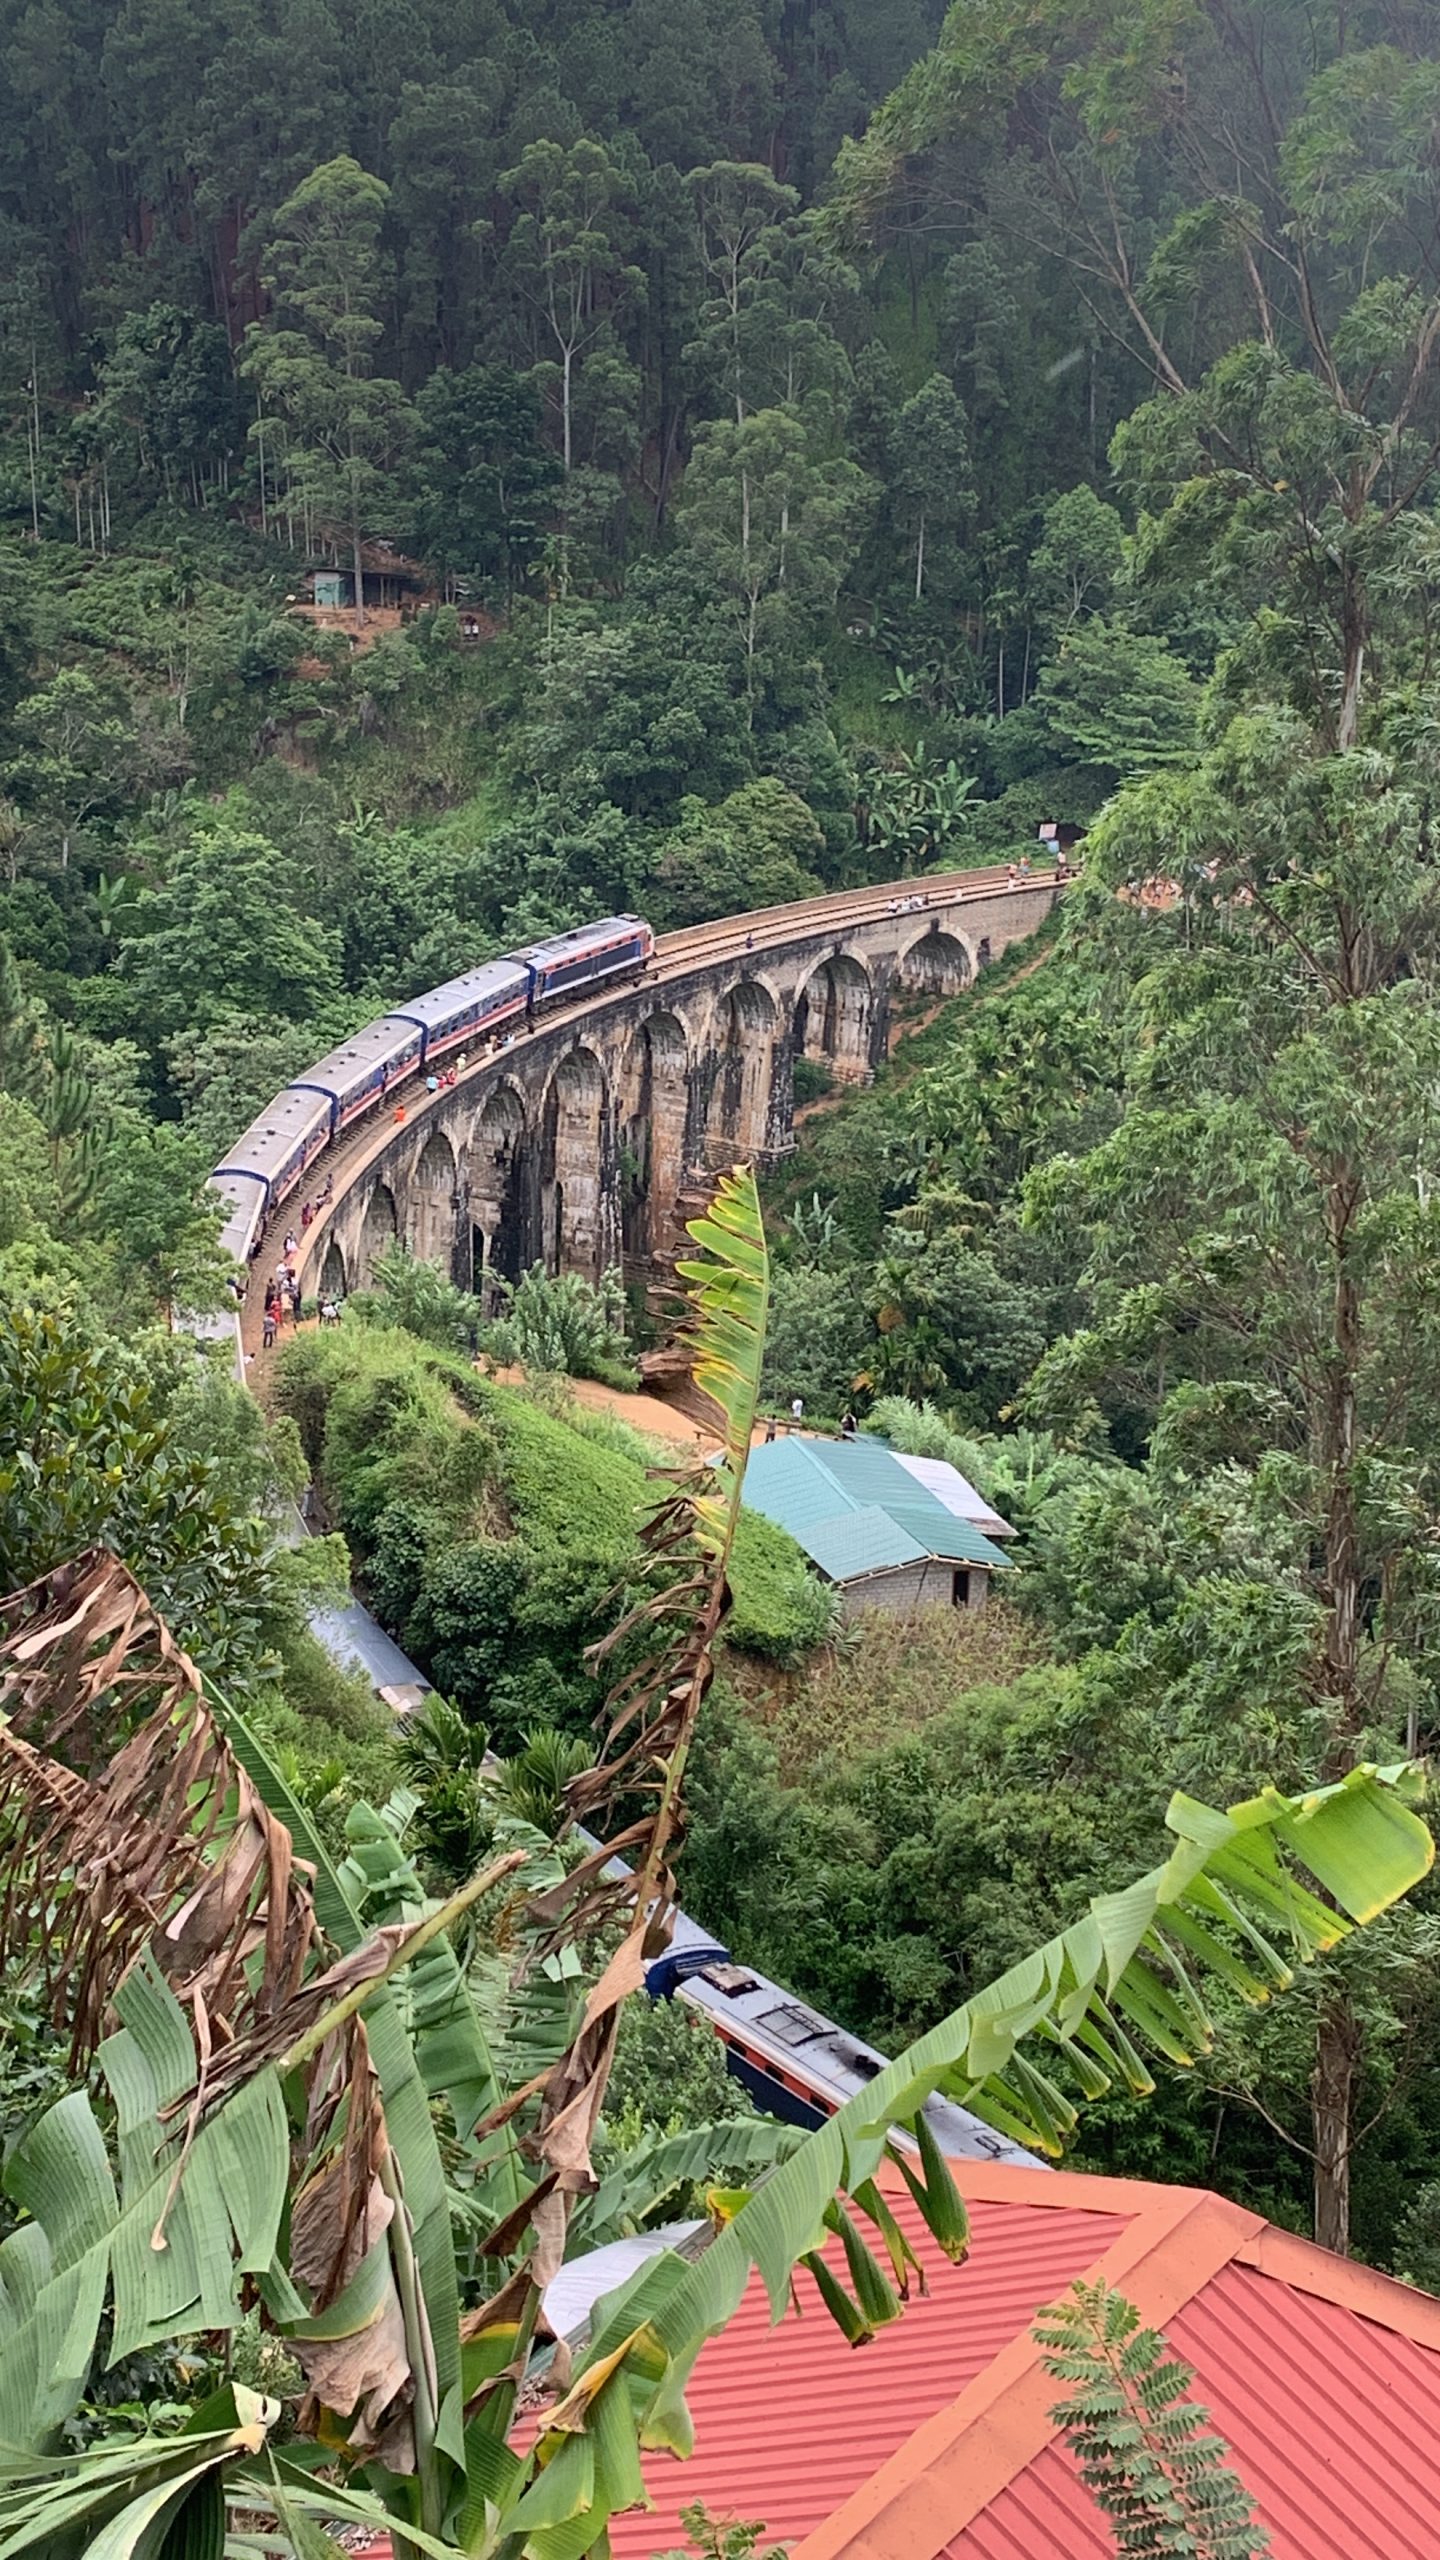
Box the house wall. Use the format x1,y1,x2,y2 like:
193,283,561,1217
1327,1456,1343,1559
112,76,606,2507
837,1561,989,1618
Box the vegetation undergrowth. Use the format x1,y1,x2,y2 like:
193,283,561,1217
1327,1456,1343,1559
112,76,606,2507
277,1323,830,1748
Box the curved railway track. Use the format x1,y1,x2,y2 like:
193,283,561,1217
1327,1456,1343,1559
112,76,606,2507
230,860,1063,1363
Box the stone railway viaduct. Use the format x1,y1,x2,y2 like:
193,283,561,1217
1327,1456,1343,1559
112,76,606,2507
277,866,1065,1326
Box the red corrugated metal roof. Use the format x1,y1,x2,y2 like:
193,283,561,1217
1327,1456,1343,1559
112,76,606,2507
949,2446,1111,2559
1165,2261,1440,2559
821,2172,1440,2560
948,2260,1440,2560
607,2188,1127,2560
352,2162,1440,2560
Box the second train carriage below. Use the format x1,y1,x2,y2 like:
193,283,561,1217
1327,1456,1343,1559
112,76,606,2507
291,1018,424,1137
212,1166,268,1269
649,1911,1043,2167
214,1086,334,1219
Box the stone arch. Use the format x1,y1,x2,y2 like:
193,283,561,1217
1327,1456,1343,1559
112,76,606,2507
621,1010,690,1258
319,1237,348,1301
358,1181,397,1285
707,977,778,1161
794,951,872,1082
541,1044,613,1280
471,1083,528,1304
406,1128,458,1269
413,1127,457,1188
896,926,973,999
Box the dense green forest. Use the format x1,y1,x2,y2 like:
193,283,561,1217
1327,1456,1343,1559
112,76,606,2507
0,0,1212,1175
6,12,1440,2532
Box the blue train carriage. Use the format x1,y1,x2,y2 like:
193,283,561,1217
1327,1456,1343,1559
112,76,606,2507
210,1165,267,1272
291,1018,424,1136
388,956,533,1065
521,914,655,1009
648,1913,1041,2168
214,1086,334,1217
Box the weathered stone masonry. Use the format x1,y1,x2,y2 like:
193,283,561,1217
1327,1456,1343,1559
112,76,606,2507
303,880,1058,1304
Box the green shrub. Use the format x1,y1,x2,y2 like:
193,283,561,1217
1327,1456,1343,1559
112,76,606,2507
351,1240,482,1352
277,1330,828,1733
729,1511,839,1661
791,1055,835,1106
483,1261,635,1386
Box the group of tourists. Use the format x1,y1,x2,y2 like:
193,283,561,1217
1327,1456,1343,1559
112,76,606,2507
394,1057,468,1126
261,1262,302,1348
1003,840,1081,890
261,1256,344,1347
261,1209,344,1347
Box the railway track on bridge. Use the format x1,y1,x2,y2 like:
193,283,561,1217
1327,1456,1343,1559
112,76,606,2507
651,860,1049,966
230,861,1066,1369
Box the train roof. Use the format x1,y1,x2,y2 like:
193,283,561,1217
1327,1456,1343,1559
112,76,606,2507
668,1926,1042,2171
389,957,531,1030
210,1166,265,1255
211,1164,267,1210
521,915,649,966
292,1017,420,1095
215,1086,333,1183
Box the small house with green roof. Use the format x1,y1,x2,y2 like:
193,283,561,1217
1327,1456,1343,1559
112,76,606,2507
741,1436,1015,1617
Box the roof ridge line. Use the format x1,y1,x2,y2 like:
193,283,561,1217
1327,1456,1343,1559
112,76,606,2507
1234,2221,1440,2349
794,2181,1263,2560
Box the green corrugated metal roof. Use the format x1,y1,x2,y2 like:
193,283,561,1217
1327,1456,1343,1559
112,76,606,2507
744,1438,1014,1584
743,1436,862,1537
882,1504,1012,1570
803,1506,929,1582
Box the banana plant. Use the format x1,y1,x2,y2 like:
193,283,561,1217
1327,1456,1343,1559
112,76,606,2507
523,1759,1434,2557
0,1169,1436,2557
0,1643,1432,2555
0,1167,774,2552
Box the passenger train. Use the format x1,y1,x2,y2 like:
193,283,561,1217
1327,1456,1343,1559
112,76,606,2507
648,1907,1041,2166
211,915,654,1274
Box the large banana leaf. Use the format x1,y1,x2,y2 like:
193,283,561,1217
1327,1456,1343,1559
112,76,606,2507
671,1162,769,1555
517,1763,1433,2556
219,1717,547,2463
0,2050,288,2455
0,2390,462,2560
574,2116,803,2255
339,1796,577,2222
0,2389,277,2560
0,1171,777,2554
213,1716,554,2531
